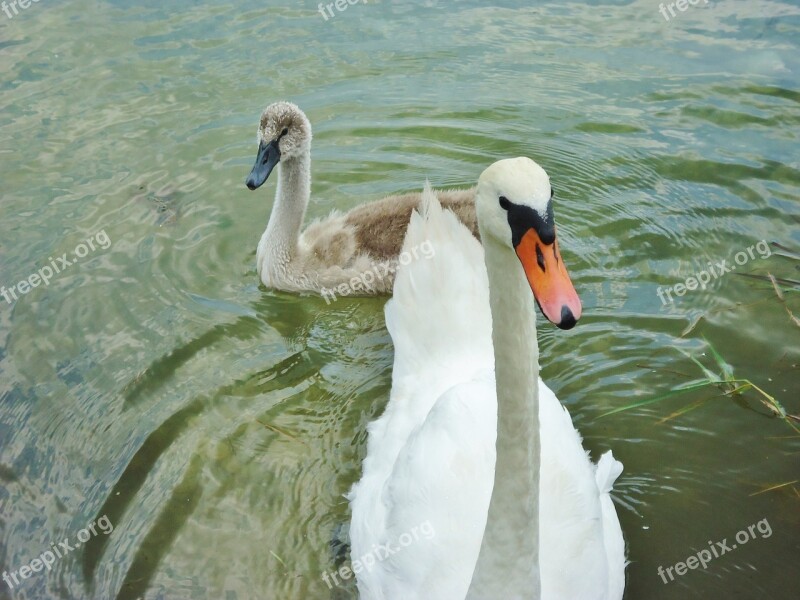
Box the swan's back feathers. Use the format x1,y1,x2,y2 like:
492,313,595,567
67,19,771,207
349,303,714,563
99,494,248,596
386,182,492,385
344,187,478,262
350,182,492,500
348,184,495,599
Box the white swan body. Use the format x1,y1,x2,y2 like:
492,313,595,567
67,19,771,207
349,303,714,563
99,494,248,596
348,162,625,599
245,102,478,296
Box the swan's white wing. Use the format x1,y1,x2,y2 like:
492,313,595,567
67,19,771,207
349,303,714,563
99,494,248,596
348,184,494,600
539,379,626,600
354,376,497,600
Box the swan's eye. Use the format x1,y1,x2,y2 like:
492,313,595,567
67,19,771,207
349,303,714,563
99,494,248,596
499,196,511,210
550,188,554,199
281,127,289,137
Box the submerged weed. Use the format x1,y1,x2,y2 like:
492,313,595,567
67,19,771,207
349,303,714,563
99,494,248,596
599,340,800,435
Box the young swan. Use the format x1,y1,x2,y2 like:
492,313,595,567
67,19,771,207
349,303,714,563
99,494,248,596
245,102,478,297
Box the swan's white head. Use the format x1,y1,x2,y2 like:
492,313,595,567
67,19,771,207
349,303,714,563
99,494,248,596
476,157,582,329
246,101,312,190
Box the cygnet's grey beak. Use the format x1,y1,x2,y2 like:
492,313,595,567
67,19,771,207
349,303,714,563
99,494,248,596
246,139,281,190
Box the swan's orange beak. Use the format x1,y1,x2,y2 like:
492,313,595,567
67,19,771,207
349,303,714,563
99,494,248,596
515,228,581,330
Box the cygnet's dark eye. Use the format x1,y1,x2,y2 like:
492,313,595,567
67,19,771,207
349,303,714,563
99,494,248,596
499,196,511,210
281,127,289,137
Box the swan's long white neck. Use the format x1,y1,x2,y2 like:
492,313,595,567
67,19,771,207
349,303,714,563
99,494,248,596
467,235,541,599
258,152,310,273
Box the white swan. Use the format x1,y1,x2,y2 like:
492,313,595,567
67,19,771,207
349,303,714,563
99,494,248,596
347,158,626,599
244,102,478,296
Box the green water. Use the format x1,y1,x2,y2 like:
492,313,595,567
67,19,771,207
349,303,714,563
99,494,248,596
1,1,798,599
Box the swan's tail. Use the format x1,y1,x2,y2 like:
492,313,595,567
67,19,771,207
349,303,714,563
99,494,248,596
596,450,627,599
385,182,491,385
595,450,623,494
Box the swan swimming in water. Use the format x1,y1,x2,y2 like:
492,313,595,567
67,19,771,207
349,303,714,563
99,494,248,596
347,158,626,599
244,102,478,296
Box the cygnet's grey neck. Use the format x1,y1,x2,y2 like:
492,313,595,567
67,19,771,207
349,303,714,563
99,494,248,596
265,152,311,257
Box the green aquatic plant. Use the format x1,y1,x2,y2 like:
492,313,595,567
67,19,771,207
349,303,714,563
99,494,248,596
599,340,800,435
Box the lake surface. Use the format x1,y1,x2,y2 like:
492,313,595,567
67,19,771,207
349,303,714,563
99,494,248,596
1,1,798,599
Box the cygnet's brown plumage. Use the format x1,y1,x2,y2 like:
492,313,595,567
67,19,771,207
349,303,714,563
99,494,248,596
245,102,478,297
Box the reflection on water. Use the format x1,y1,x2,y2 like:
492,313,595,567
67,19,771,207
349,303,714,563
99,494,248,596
1,1,798,599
